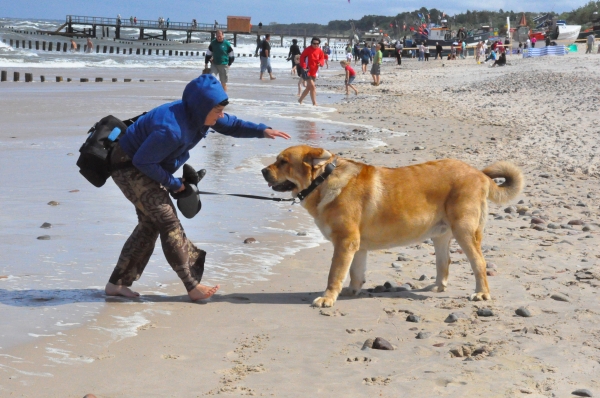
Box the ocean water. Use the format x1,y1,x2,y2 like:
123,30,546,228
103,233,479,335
0,17,405,351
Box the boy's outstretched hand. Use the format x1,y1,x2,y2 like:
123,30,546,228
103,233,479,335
264,129,291,139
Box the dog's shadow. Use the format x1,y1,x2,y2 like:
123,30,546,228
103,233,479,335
0,288,432,307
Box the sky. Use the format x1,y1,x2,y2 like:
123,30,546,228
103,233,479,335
2,0,590,25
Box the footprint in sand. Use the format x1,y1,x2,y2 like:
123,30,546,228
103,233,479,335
161,354,180,360
347,356,372,363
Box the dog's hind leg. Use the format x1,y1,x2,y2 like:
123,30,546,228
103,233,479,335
312,234,360,307
427,233,453,293
341,249,367,297
453,226,490,301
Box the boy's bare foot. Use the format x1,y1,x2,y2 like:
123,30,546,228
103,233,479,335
270,76,276,80
298,99,303,104
105,282,140,298
188,284,220,301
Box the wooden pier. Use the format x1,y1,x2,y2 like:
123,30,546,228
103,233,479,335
59,15,352,47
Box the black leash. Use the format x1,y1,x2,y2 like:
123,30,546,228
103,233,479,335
196,158,337,204
197,191,295,202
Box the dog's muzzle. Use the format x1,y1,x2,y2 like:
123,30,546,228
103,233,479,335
262,167,296,192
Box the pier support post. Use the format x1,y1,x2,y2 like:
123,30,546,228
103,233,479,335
280,35,284,47
35,40,39,50
1,71,7,82
92,25,97,38
139,28,144,40
115,26,120,39
233,33,237,47
25,73,32,82
303,37,307,48
163,30,167,40
14,72,20,82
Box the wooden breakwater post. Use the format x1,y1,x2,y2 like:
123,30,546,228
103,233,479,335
1,71,7,82
14,72,20,82
40,75,45,82
80,78,89,82
56,76,63,82
25,73,33,82
112,78,117,82
95,77,103,82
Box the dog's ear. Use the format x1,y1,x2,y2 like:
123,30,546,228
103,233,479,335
310,148,333,168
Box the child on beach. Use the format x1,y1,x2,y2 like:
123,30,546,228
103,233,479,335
340,61,358,95
294,54,306,96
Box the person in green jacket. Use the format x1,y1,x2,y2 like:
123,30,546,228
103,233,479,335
204,30,235,91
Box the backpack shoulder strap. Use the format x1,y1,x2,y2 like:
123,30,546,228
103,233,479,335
122,112,148,127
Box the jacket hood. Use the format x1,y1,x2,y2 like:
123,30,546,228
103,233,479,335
182,74,228,126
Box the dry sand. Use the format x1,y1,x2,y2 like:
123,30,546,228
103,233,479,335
1,52,600,397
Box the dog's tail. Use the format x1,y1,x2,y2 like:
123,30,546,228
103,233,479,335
482,161,524,205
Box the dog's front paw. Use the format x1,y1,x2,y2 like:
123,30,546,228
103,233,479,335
340,287,360,297
312,296,336,307
469,292,492,301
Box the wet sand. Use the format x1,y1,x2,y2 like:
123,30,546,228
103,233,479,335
1,51,599,397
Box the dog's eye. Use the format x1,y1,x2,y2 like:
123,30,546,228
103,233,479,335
279,159,287,165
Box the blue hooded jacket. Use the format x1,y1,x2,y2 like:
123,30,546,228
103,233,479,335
119,75,268,191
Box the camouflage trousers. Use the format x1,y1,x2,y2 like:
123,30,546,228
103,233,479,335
108,143,205,292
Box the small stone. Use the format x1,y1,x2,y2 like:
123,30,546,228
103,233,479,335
582,225,594,232
486,270,497,276
547,223,560,229
296,231,307,236
433,342,445,347
391,262,403,269
383,281,399,289
40,222,52,229
550,292,570,302
416,331,431,339
572,389,593,397
531,217,545,224
373,285,387,293
37,235,51,240
539,173,551,178
561,224,573,229
362,338,374,350
487,263,497,269
504,206,516,214
396,254,411,261
568,220,584,226
445,314,458,323
68,189,79,193
477,308,494,317
418,274,427,281
47,201,59,206
372,337,394,350
243,238,257,244
577,201,587,207
532,224,546,231
515,307,531,317
414,146,426,150
406,314,420,323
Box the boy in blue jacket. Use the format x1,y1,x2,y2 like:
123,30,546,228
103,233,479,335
106,74,290,301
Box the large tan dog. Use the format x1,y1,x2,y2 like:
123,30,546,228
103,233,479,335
262,145,524,307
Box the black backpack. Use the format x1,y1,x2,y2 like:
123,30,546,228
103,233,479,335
76,113,145,187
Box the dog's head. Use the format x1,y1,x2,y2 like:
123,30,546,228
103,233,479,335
261,145,333,195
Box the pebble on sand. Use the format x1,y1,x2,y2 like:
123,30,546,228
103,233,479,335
572,389,593,397
406,314,420,323
37,235,51,240
47,201,59,206
416,331,431,339
362,338,374,350
372,337,394,350
477,308,494,317
515,307,532,317
40,222,52,229
296,231,307,236
550,292,571,302
445,312,468,323
568,220,584,226
243,238,257,244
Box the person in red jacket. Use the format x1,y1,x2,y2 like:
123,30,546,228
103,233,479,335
298,37,325,106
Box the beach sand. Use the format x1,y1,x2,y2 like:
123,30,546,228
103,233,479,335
1,51,599,397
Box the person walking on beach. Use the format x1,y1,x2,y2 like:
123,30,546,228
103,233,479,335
418,42,424,61
359,43,371,74
586,34,595,54
70,39,78,53
370,43,382,86
105,74,291,301
424,44,430,61
461,40,466,59
288,39,301,75
205,30,235,92
435,42,443,60
294,54,307,96
323,42,331,69
298,37,325,106
475,41,483,64
395,40,403,65
531,36,537,48
353,43,360,65
259,34,276,81
340,60,358,95
86,37,93,53
255,35,262,56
